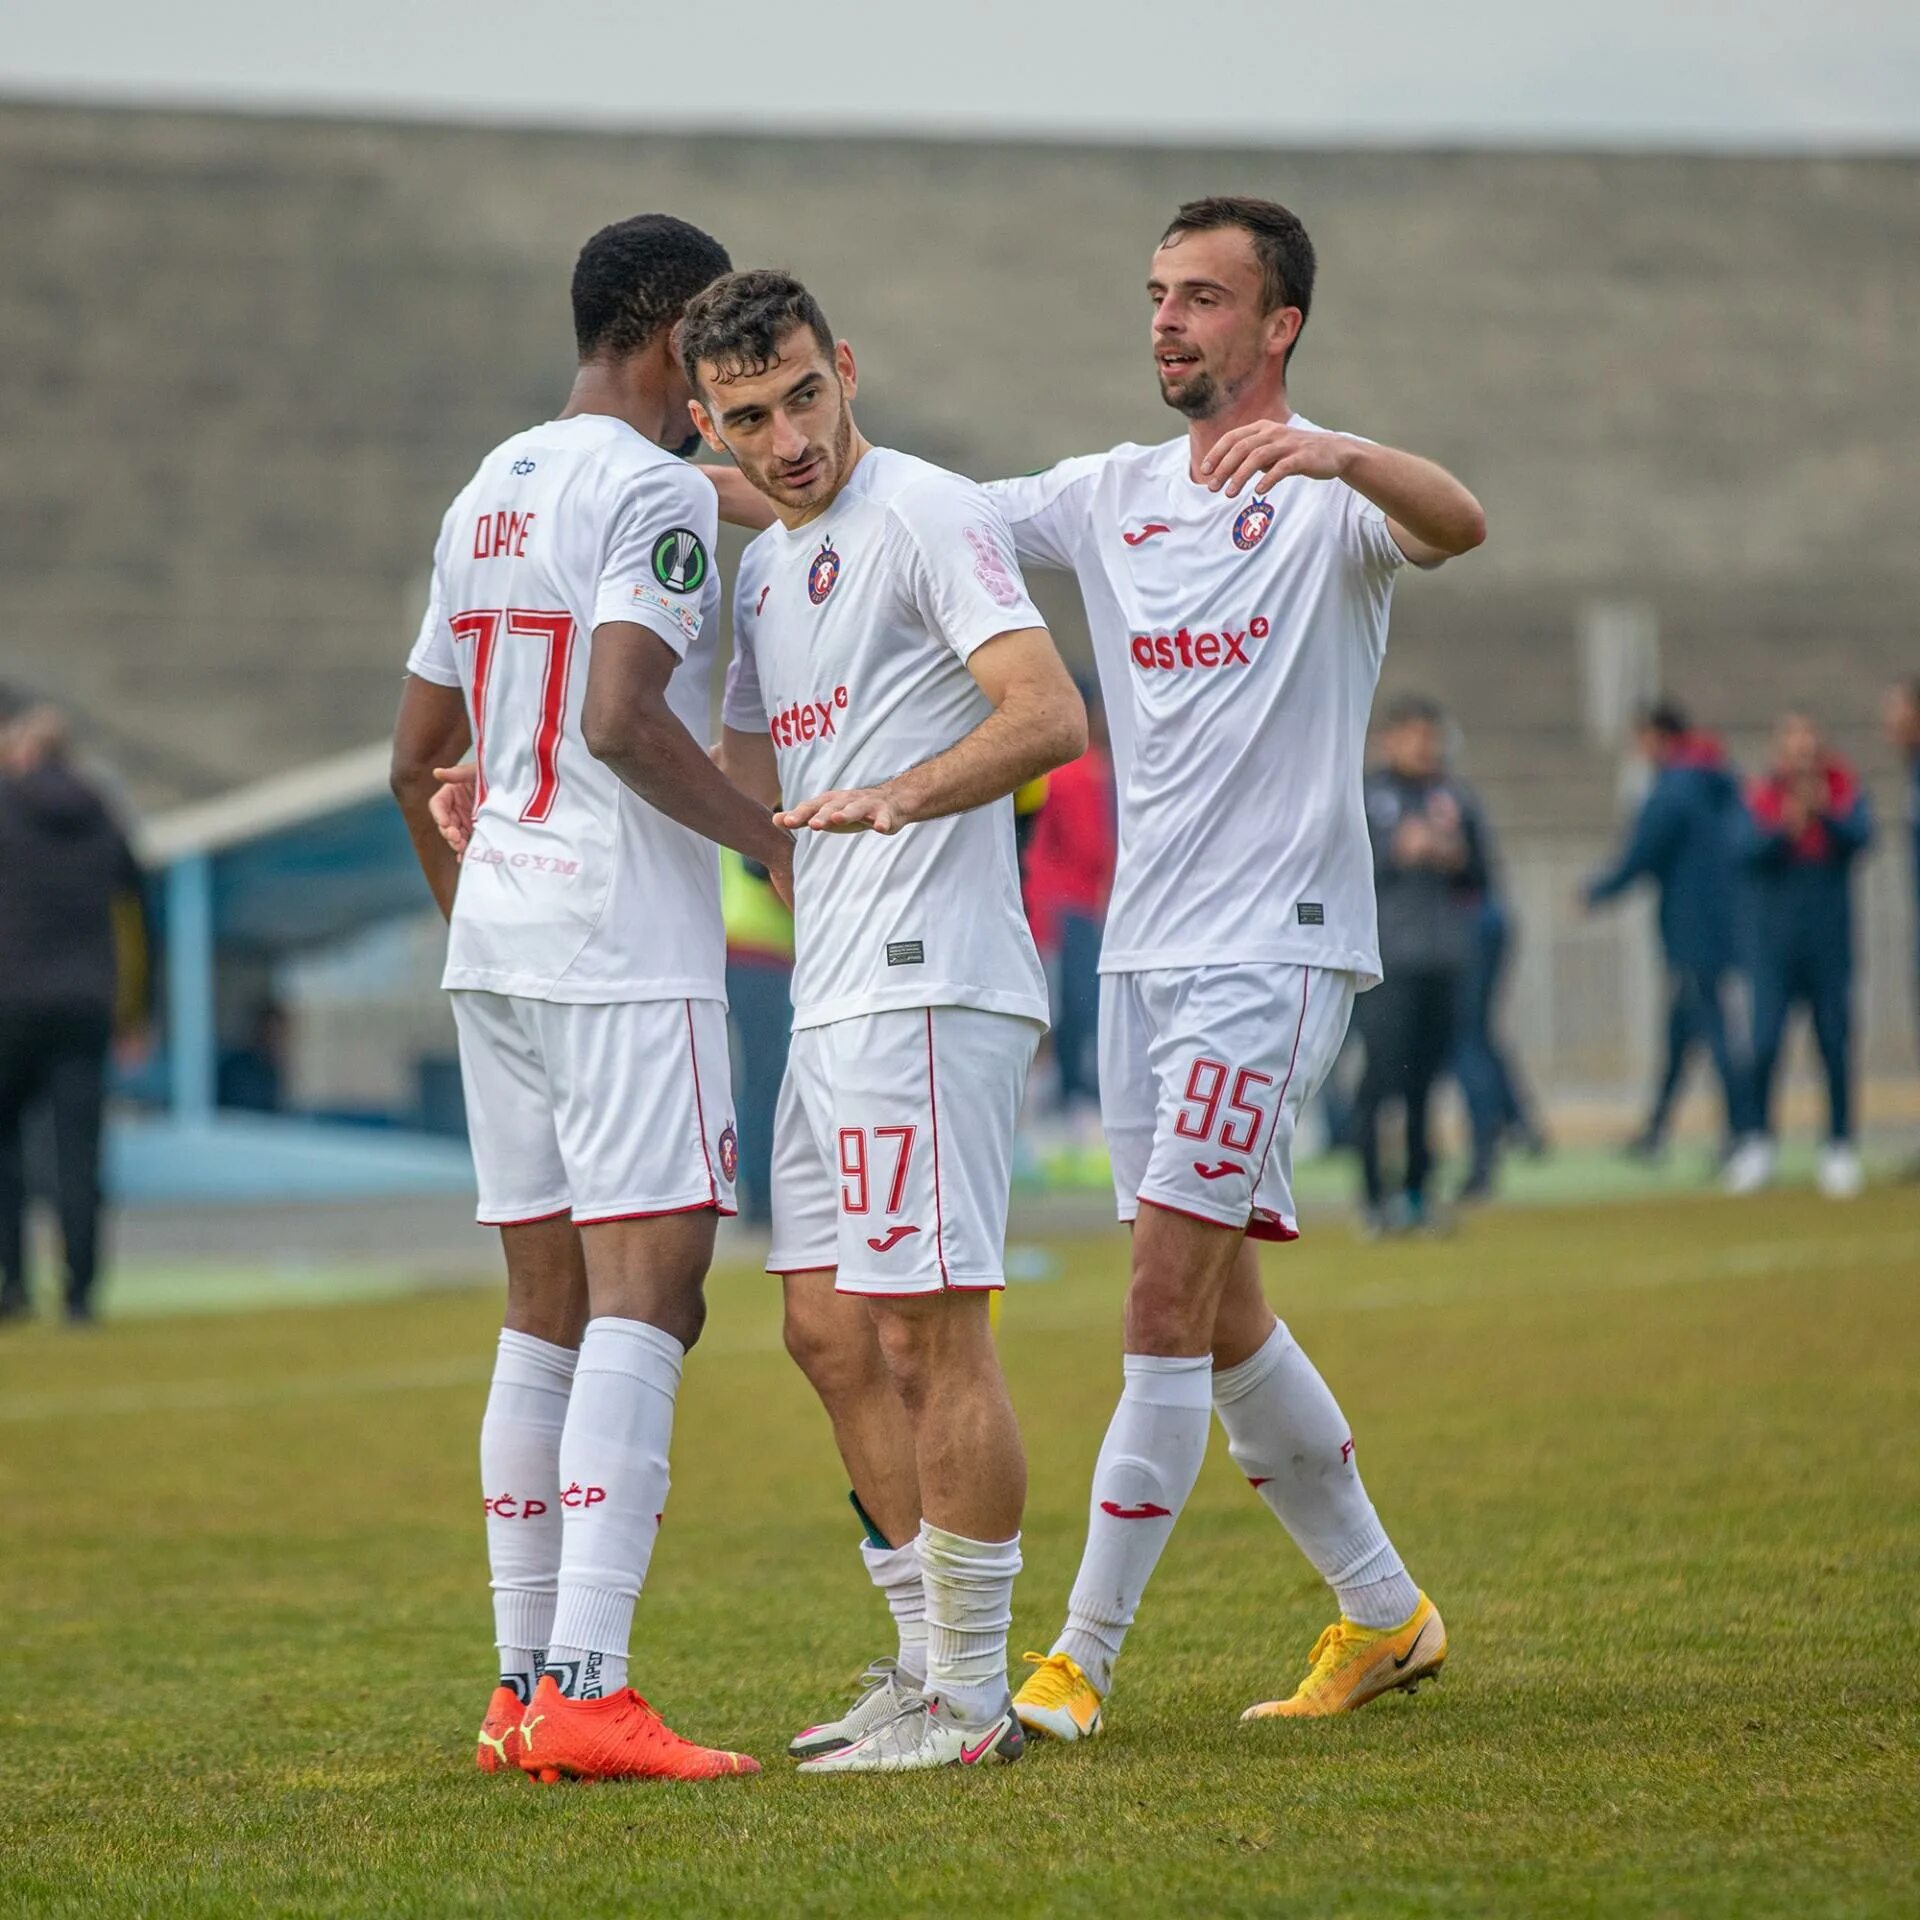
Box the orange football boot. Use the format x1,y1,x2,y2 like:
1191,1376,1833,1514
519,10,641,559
476,1684,529,1773
514,1675,761,1783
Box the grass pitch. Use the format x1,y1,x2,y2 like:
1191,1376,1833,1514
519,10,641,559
3,1189,1917,1918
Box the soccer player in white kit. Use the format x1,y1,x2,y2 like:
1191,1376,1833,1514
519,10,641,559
671,269,1087,1771
985,197,1488,1734
390,215,789,1783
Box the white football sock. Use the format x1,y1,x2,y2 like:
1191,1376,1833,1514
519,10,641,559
861,1535,928,1686
919,1523,1022,1725
1212,1319,1419,1630
481,1328,577,1701
543,1316,684,1699
1054,1353,1212,1695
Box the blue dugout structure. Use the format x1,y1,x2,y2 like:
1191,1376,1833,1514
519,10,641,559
117,746,473,1204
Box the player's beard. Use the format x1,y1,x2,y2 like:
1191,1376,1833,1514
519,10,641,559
761,399,856,512
1161,366,1221,419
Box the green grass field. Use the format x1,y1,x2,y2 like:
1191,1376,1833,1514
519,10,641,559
3,1190,1917,1918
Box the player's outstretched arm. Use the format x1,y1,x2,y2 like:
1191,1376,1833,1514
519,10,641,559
777,628,1086,835
701,463,779,534
582,621,794,897
390,674,472,920
1199,423,1486,566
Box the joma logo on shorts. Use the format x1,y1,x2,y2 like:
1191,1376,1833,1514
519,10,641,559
1129,616,1269,672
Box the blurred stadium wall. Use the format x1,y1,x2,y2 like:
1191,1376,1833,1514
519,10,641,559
5,102,1915,1122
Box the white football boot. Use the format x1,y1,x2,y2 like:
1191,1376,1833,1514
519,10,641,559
796,1694,1023,1773
1722,1136,1776,1196
788,1658,923,1760
1817,1143,1865,1200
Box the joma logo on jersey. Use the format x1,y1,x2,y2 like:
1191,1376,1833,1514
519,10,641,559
1129,616,1270,672
770,685,850,748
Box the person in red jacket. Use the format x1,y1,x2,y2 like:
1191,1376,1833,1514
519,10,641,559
1022,692,1116,1131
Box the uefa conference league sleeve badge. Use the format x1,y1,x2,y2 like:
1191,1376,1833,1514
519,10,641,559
650,527,710,595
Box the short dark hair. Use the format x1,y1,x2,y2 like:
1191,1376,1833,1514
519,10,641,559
676,269,836,396
1160,196,1316,368
1384,692,1445,729
1637,699,1691,739
571,215,731,362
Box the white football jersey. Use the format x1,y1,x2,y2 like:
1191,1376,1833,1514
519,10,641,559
722,447,1050,1032
408,414,726,1004
987,421,1404,987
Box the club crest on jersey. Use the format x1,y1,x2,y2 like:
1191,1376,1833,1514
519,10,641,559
718,1124,739,1184
1232,496,1275,551
808,538,843,605
650,527,709,594
510,457,536,476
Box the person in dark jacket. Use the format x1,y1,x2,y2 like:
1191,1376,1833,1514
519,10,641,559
1735,713,1873,1199
1583,701,1755,1158
1354,695,1490,1231
1451,829,1547,1203
0,705,148,1322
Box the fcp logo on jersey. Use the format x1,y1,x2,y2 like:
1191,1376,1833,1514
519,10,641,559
1232,496,1275,551
808,538,842,605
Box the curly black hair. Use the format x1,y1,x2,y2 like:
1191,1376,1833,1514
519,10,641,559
571,215,732,362
675,269,835,396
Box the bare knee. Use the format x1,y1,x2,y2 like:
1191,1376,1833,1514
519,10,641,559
775,1282,879,1405
1124,1212,1243,1355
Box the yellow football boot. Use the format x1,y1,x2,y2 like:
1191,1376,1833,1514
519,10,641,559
1241,1592,1447,1720
1012,1651,1104,1743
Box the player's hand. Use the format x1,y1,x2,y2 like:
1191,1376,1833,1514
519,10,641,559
1199,423,1356,498
774,785,903,834
430,764,477,855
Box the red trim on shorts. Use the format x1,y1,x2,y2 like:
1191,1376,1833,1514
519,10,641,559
574,1201,739,1227
481,1206,572,1229
924,1009,951,1288
685,999,720,1209
840,1280,1004,1299
1136,1195,1241,1235
1249,970,1311,1199
1245,1216,1301,1244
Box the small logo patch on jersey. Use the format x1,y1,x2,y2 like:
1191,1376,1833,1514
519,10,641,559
510,457,537,476
1296,901,1325,926
886,940,925,967
717,1124,739,1184
1232,495,1275,550
808,538,843,604
650,526,709,594
630,581,701,643
755,584,771,616
1122,522,1172,546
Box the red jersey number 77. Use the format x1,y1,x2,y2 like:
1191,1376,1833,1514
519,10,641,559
449,608,578,824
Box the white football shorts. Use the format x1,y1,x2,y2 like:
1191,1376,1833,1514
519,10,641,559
1100,963,1356,1243
766,1006,1041,1297
450,991,737,1227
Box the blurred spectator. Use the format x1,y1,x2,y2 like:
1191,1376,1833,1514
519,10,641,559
1729,713,1873,1199
722,849,794,1228
0,703,150,1323
218,1001,290,1113
1022,693,1115,1132
1355,695,1489,1232
1452,821,1547,1203
1583,701,1756,1161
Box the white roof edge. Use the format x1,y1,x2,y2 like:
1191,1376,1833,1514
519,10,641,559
139,742,396,864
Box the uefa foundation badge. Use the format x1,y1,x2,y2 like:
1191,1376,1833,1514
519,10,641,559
1232,496,1275,551
808,538,842,604
718,1124,739,1184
